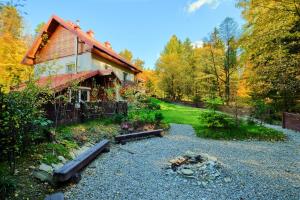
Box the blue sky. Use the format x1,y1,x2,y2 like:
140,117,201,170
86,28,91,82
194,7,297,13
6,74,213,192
23,0,244,69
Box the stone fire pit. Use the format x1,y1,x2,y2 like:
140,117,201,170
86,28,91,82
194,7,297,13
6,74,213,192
165,151,231,187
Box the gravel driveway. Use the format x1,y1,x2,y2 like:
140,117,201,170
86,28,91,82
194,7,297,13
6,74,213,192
64,124,300,200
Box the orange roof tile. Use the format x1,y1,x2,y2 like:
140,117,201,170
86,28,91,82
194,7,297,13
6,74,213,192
17,70,117,92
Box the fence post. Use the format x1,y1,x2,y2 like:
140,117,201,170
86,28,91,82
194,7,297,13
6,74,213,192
282,112,286,129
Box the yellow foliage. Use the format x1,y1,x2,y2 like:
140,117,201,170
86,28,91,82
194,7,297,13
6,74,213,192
0,6,33,92
0,33,32,92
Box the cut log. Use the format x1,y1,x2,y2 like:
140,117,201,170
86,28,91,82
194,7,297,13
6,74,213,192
53,139,110,183
115,129,163,144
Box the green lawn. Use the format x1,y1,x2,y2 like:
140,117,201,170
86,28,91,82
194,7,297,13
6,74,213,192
151,98,203,126
152,98,286,141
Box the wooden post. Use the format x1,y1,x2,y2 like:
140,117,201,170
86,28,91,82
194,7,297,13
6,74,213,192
282,112,286,129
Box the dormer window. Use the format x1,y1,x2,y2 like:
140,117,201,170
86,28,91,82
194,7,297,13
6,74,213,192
66,63,75,73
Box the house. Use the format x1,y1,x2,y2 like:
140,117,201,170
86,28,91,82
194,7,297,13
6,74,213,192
21,15,141,103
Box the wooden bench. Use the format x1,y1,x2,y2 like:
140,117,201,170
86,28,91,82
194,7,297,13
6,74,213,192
115,129,164,144
53,139,110,183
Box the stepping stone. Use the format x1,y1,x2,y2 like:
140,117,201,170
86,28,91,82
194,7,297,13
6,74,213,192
181,169,194,176
44,192,64,200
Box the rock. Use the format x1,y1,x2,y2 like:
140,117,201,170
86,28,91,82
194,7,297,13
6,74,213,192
51,163,64,171
224,177,232,183
58,156,67,163
33,170,53,183
70,152,76,159
212,172,220,177
201,181,208,187
184,151,197,158
29,165,36,170
181,169,194,176
39,163,53,173
194,155,204,162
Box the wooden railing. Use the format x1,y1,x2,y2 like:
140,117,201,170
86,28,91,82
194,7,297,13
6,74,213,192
44,101,128,126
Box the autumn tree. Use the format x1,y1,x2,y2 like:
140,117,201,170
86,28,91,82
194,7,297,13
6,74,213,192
238,0,300,112
0,5,31,92
156,35,186,100
219,17,239,104
196,28,225,99
133,58,145,70
119,49,133,62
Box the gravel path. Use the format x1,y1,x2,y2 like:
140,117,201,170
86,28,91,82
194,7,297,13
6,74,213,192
64,124,300,200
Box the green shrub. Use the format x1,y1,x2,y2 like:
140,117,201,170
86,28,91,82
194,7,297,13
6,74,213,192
154,112,164,124
199,111,235,129
111,113,127,124
246,117,256,125
192,95,201,104
203,97,223,111
0,82,52,173
0,176,16,199
40,143,71,164
147,101,161,110
0,165,17,199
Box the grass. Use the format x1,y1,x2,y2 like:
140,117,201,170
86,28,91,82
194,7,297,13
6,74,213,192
56,118,120,145
151,98,203,127
194,123,286,141
152,98,286,141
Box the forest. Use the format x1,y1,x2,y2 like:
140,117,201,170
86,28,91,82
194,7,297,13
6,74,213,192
141,0,300,122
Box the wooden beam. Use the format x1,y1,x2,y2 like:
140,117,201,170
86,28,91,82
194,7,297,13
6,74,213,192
53,139,110,183
115,129,164,144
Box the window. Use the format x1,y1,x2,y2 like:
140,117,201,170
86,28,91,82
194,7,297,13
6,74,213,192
80,90,89,102
68,87,91,103
66,63,75,73
104,64,110,70
123,72,128,82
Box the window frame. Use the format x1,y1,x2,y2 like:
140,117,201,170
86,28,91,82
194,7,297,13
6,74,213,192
68,86,91,103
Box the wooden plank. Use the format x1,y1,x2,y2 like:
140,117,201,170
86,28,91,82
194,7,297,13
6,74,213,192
53,139,110,183
115,129,164,144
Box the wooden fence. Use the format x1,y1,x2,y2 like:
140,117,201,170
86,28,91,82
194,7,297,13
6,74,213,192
44,101,128,126
282,112,300,132
158,98,205,108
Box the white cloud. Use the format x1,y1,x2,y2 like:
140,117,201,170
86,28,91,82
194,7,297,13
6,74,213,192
192,40,204,48
187,0,222,13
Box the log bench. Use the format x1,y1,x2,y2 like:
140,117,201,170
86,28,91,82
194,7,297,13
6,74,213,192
53,139,110,183
115,129,164,144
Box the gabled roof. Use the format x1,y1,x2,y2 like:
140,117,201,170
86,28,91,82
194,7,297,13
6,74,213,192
22,15,141,73
17,70,119,92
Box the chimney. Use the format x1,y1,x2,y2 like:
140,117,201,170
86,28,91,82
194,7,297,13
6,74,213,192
74,19,80,29
104,41,112,49
86,29,94,38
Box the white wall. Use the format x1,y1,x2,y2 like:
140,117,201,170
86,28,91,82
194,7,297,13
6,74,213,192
91,56,135,82
34,52,135,83
34,52,92,77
